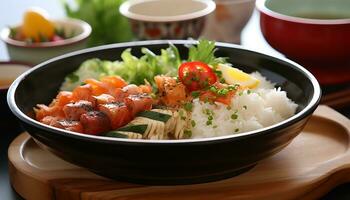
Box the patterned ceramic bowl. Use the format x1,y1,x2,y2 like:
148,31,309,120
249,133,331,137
120,0,216,40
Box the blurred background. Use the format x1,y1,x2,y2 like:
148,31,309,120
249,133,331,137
0,0,350,199
0,0,281,60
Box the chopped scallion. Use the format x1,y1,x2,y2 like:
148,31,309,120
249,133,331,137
191,120,196,127
231,113,238,120
191,91,200,98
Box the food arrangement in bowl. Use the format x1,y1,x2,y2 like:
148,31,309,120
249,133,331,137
8,40,320,184
35,40,297,139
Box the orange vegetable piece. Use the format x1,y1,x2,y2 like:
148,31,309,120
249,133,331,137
21,8,55,42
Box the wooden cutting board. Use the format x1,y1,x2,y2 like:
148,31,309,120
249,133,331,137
8,105,350,200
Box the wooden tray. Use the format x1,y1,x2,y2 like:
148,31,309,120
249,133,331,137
8,105,350,200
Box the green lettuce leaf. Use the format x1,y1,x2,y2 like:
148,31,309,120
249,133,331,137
61,40,227,91
188,39,227,66
63,0,133,46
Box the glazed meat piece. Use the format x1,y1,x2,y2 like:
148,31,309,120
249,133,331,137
50,118,84,133
71,84,96,105
80,111,111,135
63,100,94,120
154,75,189,107
93,94,116,105
99,102,131,129
122,84,143,95
40,116,62,126
124,93,153,116
35,104,65,120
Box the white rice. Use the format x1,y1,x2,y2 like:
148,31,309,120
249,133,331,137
190,72,298,138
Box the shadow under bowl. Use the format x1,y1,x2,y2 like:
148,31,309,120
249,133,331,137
7,40,321,185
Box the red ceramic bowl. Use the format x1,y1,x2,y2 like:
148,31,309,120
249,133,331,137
256,0,350,85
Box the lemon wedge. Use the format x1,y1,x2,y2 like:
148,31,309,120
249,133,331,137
217,64,260,89
21,8,55,42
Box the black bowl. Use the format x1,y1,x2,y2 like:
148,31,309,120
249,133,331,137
7,40,321,185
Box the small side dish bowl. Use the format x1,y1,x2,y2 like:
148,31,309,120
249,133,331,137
0,62,31,118
256,0,350,85
1,19,91,65
119,0,216,39
8,40,321,185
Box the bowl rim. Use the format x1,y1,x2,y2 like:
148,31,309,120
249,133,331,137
119,0,216,22
0,61,32,91
0,18,92,48
256,0,350,25
7,40,321,145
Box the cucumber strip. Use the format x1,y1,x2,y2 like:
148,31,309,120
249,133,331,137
105,131,142,139
117,124,148,134
138,110,172,123
105,131,129,138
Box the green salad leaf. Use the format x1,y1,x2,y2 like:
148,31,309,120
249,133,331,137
112,45,180,85
62,0,133,46
188,39,227,66
60,40,227,91
61,44,181,90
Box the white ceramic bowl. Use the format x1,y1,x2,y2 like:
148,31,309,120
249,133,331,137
202,0,256,43
0,19,91,65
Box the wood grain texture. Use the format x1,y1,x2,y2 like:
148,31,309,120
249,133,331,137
8,105,350,200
